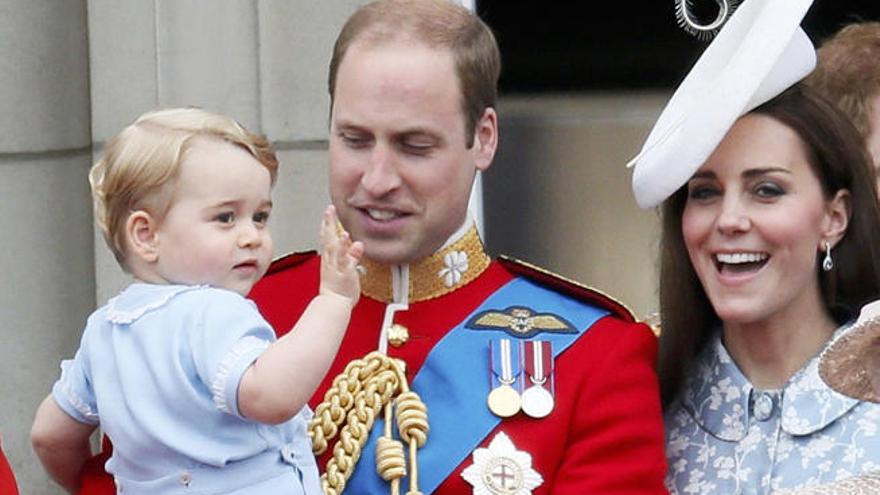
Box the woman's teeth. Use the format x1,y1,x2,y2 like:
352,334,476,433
715,252,768,264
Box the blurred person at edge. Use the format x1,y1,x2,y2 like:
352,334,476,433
0,437,19,495
805,21,880,189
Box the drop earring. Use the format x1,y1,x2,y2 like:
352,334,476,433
822,240,834,272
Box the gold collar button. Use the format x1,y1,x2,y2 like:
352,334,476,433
388,323,410,347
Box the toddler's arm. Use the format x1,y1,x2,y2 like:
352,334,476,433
238,205,363,424
31,395,96,493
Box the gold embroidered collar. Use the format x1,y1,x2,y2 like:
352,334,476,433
359,225,491,303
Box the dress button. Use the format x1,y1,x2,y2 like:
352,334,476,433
179,471,192,487
752,391,775,421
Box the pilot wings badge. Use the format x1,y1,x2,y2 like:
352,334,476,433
466,306,576,338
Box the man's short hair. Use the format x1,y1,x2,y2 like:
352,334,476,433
327,0,501,147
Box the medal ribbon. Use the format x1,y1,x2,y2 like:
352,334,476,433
491,338,521,387
523,340,553,389
347,276,609,493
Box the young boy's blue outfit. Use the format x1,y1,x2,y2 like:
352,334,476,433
52,283,321,494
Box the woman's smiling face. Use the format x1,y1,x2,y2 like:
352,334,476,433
682,113,841,326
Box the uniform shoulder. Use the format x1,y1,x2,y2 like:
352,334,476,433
498,255,637,323
264,250,318,276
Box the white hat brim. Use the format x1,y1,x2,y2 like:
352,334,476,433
629,0,816,209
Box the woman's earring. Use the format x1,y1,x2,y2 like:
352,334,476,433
822,240,834,272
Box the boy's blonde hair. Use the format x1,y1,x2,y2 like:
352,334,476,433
90,107,278,270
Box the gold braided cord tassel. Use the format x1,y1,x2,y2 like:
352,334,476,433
403,435,425,495
311,355,386,455
324,369,398,494
376,436,406,481
309,352,429,495
377,402,405,495
395,390,428,495
395,392,428,447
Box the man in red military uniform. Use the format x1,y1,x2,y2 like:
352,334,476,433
255,1,667,493
76,0,667,493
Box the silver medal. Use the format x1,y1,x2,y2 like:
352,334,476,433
521,385,554,419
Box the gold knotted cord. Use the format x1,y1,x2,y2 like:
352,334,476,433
309,352,429,495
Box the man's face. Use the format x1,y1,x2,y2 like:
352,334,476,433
328,40,496,265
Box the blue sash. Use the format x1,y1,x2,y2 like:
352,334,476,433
345,277,608,493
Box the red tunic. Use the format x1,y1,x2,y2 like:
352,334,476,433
77,252,668,494
0,442,18,495
252,253,668,494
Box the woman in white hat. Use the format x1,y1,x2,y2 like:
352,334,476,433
630,1,880,492
656,83,880,494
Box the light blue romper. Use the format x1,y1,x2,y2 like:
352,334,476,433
52,284,321,494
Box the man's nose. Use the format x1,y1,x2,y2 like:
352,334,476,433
360,143,402,196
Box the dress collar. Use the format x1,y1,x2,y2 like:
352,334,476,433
683,326,860,441
359,221,491,304
105,283,204,324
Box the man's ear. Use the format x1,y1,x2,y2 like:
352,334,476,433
473,107,498,172
125,210,159,263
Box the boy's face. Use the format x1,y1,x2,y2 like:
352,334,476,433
151,137,274,296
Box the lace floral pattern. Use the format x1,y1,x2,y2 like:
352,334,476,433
665,330,880,494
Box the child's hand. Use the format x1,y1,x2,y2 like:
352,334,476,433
319,205,364,305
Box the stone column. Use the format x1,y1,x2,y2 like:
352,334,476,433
0,1,93,493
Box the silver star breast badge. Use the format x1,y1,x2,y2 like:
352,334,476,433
461,431,543,495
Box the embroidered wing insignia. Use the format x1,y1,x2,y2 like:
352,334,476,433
471,312,516,329
528,315,570,331
466,306,576,338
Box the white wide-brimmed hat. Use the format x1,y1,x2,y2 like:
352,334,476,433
628,0,816,209
819,300,880,403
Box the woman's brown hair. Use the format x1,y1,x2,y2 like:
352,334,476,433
657,84,880,407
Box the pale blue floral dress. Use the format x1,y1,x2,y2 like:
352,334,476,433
665,329,880,494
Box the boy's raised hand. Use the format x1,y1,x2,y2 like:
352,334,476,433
319,205,364,305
